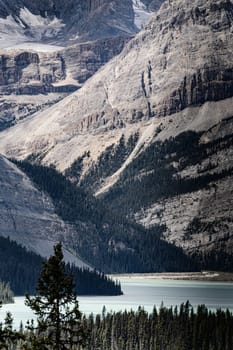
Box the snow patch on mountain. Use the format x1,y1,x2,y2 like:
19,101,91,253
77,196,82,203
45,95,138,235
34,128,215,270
4,42,64,52
133,0,152,29
19,8,60,28
19,7,65,40
0,14,26,48
0,7,64,49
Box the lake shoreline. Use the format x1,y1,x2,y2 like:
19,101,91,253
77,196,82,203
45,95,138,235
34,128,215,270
109,271,233,282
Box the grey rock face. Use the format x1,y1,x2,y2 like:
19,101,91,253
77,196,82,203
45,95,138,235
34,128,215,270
62,36,132,84
0,51,64,88
136,114,233,255
141,0,164,11
0,0,137,44
0,0,232,165
0,36,130,130
0,155,89,266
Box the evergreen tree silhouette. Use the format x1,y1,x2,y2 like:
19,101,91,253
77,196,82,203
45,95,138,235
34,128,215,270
25,243,86,350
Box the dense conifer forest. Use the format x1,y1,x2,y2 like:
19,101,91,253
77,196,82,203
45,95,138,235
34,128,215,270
101,131,233,216
65,133,140,193
1,301,233,349
11,130,233,272
83,303,233,350
0,237,42,296
0,236,122,296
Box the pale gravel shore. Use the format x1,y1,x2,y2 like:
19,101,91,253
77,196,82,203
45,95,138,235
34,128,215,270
109,272,233,282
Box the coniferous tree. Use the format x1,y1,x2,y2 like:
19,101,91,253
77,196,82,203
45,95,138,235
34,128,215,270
0,281,14,304
0,304,23,349
25,243,87,350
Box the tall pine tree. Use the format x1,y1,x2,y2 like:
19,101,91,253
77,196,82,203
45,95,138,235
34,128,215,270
25,243,86,350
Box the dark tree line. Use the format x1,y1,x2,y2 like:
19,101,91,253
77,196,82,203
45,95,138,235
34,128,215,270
67,266,122,296
84,302,233,350
0,236,122,296
0,236,42,295
102,131,233,216
66,133,139,193
4,302,232,349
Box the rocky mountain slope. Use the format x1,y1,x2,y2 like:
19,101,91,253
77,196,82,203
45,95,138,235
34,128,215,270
0,36,129,130
0,0,232,167
0,0,136,46
0,155,90,267
0,0,232,268
0,0,157,129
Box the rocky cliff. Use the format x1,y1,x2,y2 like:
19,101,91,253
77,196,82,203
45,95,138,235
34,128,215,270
0,0,155,130
0,0,232,167
0,36,130,130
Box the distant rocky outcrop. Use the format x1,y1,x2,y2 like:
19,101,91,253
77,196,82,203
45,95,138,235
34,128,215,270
0,36,130,130
0,36,129,92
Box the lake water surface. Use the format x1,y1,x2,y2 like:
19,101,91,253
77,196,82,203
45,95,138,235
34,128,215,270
1,276,233,328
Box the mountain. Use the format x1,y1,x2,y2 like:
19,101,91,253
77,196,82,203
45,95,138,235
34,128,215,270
0,0,135,46
0,0,157,130
0,0,232,269
1,0,232,166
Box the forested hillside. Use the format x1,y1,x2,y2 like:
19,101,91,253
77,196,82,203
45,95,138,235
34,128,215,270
100,131,233,217
13,160,198,273
80,130,233,271
0,236,122,296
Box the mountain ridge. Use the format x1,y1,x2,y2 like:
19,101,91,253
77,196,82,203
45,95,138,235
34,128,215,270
0,0,232,169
